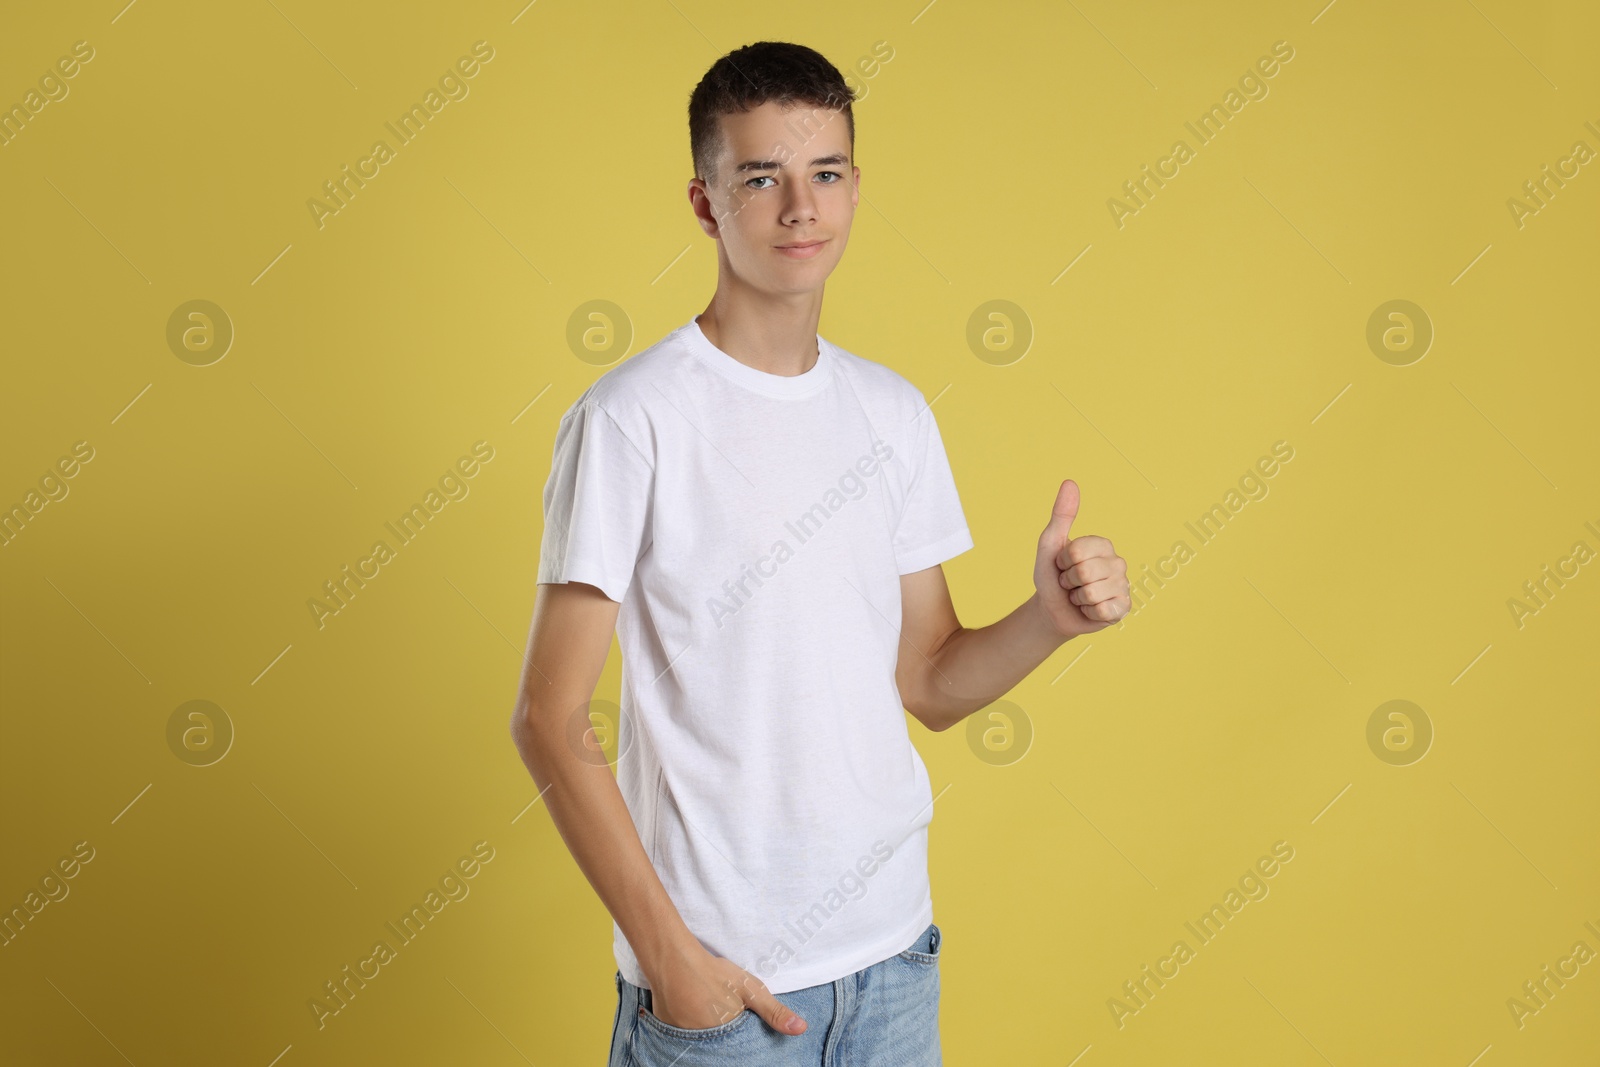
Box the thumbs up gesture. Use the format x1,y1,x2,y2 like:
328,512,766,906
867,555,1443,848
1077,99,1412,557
1034,479,1130,637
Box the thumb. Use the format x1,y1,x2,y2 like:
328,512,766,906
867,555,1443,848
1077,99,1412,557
1042,479,1079,550
749,986,807,1035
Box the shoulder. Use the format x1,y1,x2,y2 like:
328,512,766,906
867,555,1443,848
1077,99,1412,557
555,321,696,436
825,335,930,419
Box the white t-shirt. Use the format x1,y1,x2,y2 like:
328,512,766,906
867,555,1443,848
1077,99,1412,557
536,315,973,994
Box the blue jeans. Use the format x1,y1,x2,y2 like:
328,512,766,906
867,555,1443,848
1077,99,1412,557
607,922,942,1066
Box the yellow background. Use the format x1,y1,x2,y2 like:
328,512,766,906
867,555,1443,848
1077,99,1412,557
2,1,1597,1064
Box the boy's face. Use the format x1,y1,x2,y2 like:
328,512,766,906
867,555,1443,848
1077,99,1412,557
689,100,859,295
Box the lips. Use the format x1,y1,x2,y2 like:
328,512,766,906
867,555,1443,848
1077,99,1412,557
775,239,828,259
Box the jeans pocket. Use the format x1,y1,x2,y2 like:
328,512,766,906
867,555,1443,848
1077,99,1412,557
896,921,941,965
637,999,759,1041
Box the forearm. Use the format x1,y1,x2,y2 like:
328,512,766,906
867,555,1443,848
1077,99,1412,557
914,591,1069,733
510,700,699,981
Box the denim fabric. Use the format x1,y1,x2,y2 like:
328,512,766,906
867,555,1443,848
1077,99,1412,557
607,922,942,1066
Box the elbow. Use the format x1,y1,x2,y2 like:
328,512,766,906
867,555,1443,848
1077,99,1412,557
900,676,946,733
509,702,542,751
905,700,951,733
509,705,559,792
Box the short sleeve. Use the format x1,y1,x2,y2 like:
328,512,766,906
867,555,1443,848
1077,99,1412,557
536,401,654,603
892,401,973,575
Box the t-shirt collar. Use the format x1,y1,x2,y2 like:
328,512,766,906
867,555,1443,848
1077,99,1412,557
681,316,834,399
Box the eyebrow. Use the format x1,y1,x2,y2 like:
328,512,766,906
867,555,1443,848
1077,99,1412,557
733,153,851,174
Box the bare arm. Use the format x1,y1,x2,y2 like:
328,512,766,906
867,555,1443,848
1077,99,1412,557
894,480,1130,733
508,581,696,977
508,580,807,1035
894,567,1067,733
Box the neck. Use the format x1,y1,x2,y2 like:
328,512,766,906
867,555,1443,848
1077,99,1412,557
696,289,823,377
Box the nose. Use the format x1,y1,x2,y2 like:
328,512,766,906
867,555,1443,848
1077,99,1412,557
783,183,819,227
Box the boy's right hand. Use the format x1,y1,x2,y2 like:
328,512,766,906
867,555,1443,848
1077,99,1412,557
647,947,808,1036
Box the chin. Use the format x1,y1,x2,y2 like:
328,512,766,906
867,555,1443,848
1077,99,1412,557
774,260,835,281
774,251,840,276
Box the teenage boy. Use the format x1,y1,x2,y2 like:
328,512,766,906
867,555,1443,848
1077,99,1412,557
510,41,1130,1066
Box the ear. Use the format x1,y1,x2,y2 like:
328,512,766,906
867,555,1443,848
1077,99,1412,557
688,177,721,238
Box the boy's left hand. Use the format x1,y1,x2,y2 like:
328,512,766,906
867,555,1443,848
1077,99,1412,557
1034,479,1130,637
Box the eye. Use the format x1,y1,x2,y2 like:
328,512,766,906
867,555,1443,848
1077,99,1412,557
745,175,776,189
815,171,842,183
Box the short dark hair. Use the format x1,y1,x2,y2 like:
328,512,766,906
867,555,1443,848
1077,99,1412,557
688,41,855,185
